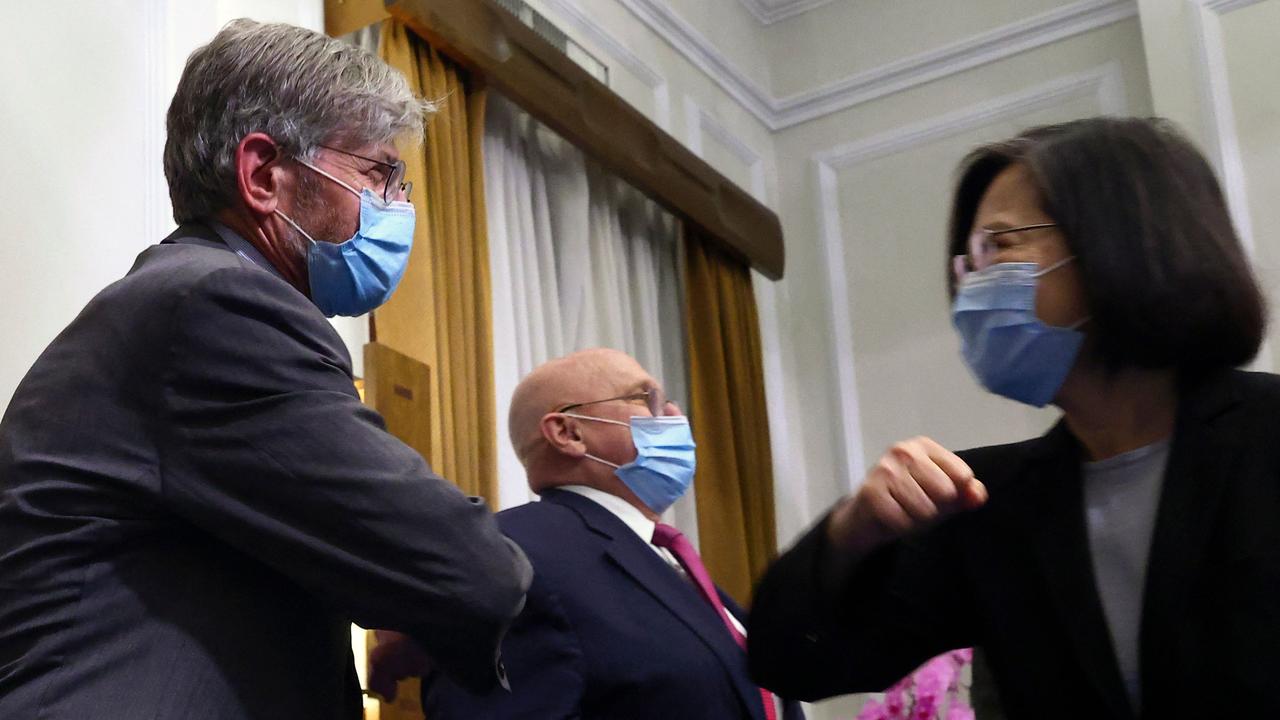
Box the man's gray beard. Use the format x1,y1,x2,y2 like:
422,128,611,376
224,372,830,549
288,171,349,255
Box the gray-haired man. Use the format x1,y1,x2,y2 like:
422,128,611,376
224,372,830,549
0,20,530,720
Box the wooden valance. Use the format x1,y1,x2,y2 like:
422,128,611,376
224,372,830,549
325,0,785,278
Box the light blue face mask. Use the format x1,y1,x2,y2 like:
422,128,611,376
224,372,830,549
951,259,1086,408
566,413,697,515
275,160,415,317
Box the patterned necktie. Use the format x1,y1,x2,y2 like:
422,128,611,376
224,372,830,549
652,522,778,720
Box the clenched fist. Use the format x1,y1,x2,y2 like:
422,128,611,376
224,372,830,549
827,436,987,556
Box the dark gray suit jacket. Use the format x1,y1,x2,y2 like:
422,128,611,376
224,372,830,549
0,224,531,719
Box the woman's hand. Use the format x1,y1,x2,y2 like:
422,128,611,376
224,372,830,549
827,436,987,556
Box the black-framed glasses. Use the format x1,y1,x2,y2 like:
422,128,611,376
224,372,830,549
557,388,667,417
953,222,1058,281
317,144,412,203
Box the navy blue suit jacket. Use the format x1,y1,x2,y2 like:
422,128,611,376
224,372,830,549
423,489,804,719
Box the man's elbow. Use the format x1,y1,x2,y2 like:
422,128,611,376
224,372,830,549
458,536,533,629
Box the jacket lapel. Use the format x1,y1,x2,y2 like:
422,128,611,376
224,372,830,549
544,490,766,720
1140,372,1241,707
1019,373,1243,719
1019,423,1134,719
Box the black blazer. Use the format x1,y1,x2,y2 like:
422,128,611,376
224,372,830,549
748,369,1280,720
424,489,804,720
0,225,531,719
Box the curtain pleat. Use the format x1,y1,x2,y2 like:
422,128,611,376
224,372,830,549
374,20,496,505
683,227,778,606
369,21,498,720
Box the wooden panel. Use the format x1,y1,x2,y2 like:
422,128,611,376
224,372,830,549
326,0,785,278
357,346,429,718
362,342,432,462
325,0,390,37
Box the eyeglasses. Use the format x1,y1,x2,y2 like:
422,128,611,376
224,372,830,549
557,387,668,417
317,144,412,203
953,222,1057,282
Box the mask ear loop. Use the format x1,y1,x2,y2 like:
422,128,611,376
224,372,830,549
275,157,365,243
1031,255,1075,277
1029,255,1092,330
583,453,620,469
561,412,630,469
274,208,317,244
297,158,362,198
561,412,630,428
1067,316,1091,331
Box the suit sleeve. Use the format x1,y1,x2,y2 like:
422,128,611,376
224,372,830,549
422,571,586,719
158,266,532,694
747,509,977,702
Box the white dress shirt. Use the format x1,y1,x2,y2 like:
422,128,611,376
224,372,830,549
556,485,748,637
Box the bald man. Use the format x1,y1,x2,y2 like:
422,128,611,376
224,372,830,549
375,349,802,719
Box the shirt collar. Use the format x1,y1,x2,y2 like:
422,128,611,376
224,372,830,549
558,485,657,544
207,219,287,283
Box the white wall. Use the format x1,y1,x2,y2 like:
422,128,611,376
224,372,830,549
0,1,161,409
0,0,368,412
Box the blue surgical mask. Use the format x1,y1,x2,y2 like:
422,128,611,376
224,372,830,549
566,413,697,515
951,259,1086,407
275,160,415,317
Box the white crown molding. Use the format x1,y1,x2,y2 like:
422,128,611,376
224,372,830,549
683,96,768,202
811,63,1127,488
539,0,672,129
615,0,777,125
737,0,837,25
615,0,1136,131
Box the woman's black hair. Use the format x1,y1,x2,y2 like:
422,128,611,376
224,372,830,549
947,116,1266,374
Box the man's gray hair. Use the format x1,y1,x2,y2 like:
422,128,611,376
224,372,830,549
164,19,435,223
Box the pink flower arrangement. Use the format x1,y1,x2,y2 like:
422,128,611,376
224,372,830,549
854,648,974,720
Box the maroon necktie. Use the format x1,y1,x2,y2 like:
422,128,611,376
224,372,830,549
652,522,778,720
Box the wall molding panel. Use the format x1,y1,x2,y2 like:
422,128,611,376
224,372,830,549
1188,0,1272,369
810,63,1128,488
683,96,768,202
1201,0,1268,12
769,0,1136,128
1188,0,1263,258
540,0,672,129
616,0,776,124
737,0,837,25
609,0,1136,130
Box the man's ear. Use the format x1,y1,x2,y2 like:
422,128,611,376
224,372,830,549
235,132,288,217
540,414,587,458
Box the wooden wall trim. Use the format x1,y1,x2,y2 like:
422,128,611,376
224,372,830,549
325,0,390,36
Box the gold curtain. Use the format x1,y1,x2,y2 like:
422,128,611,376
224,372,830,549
683,226,778,606
375,20,496,504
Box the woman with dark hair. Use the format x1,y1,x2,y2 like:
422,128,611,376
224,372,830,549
747,117,1279,720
